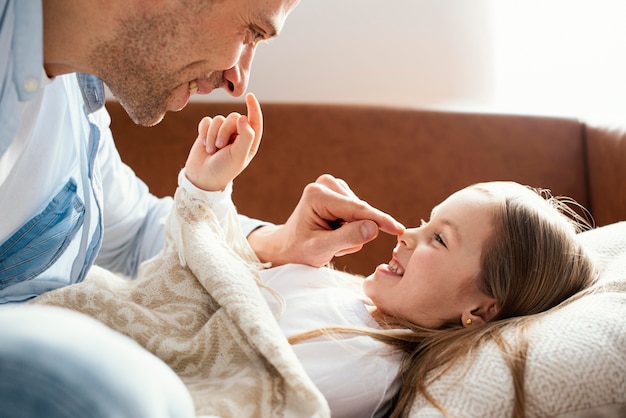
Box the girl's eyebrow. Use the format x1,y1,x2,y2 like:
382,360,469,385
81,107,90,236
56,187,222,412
443,219,461,237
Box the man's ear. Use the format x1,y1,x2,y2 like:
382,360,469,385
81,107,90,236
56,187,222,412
462,299,499,327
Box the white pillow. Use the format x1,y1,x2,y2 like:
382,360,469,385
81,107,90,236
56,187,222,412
408,222,626,418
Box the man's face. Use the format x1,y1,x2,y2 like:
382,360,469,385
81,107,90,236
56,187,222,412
91,0,299,126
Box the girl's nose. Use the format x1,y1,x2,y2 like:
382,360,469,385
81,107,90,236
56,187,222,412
397,227,418,250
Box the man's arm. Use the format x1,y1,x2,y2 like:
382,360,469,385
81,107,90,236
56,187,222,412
247,174,405,267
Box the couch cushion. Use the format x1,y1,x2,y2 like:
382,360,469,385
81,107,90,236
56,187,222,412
409,222,626,417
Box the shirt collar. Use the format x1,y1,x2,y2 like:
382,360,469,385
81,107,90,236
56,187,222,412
76,73,105,114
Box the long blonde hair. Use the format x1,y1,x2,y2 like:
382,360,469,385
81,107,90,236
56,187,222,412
291,182,599,418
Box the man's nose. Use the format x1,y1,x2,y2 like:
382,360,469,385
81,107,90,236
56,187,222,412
222,44,256,97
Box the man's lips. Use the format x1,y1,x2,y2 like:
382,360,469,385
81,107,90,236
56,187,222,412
192,78,217,95
166,79,217,112
166,83,191,112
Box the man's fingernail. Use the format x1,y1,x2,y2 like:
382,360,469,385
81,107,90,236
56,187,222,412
361,221,378,240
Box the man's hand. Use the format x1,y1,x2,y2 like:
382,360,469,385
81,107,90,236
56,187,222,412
184,93,262,191
248,174,405,267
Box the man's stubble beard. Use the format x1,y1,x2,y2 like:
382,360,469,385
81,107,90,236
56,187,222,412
106,74,172,127
89,14,179,127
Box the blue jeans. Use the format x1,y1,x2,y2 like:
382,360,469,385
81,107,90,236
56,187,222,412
0,305,195,418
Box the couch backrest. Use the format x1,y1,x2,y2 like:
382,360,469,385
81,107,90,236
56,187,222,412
108,101,610,276
584,124,626,226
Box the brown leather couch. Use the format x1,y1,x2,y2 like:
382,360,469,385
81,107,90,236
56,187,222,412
107,101,626,276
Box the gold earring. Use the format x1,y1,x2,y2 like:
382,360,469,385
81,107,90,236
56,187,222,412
465,318,472,325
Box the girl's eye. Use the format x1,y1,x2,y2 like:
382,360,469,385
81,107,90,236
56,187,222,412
434,233,447,248
421,218,446,247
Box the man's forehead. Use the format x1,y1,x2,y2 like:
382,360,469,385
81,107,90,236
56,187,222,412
256,0,300,34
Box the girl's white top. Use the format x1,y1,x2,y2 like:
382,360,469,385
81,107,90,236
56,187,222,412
260,264,401,417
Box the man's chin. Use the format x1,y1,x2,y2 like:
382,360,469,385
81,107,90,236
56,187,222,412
133,112,166,127
118,100,167,127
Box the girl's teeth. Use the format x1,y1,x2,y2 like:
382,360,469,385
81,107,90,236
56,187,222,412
388,260,404,276
189,80,198,95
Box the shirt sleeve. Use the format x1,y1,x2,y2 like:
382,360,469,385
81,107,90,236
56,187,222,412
238,214,272,237
176,169,268,270
176,168,234,225
93,111,172,277
175,169,272,235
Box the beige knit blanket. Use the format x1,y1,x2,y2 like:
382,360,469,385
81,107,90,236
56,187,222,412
33,188,330,418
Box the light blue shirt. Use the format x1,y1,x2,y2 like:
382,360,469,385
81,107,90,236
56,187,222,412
0,0,267,303
0,0,42,155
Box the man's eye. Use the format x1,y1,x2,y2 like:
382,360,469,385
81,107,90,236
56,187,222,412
248,27,265,44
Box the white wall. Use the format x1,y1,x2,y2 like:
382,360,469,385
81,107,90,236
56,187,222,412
198,0,495,111
491,0,626,125
192,0,626,125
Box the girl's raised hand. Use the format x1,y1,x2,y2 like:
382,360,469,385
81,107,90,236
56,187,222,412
184,93,263,191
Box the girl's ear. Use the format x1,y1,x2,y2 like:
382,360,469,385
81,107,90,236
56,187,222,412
462,299,499,327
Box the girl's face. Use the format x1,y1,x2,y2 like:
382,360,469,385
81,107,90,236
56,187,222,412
363,187,498,329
